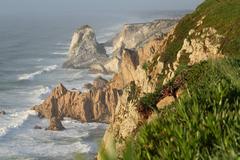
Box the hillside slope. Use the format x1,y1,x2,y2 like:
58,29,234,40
98,0,240,159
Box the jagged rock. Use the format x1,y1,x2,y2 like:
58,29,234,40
99,88,142,159
46,117,65,131
83,83,94,90
97,12,232,160
63,25,108,68
103,57,121,73
90,57,121,74
93,76,108,89
111,19,177,57
98,28,179,159
0,111,6,115
33,81,119,124
89,63,107,74
174,27,224,67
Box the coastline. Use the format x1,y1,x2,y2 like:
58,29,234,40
0,14,182,159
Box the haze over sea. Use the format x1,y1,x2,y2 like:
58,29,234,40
0,0,202,159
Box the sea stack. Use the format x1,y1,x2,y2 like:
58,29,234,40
63,25,107,68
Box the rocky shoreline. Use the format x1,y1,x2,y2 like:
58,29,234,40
33,19,178,130
30,1,240,159
30,12,230,159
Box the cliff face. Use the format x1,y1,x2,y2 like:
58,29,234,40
98,31,176,158
89,19,177,74
63,25,107,68
32,1,240,157
33,20,177,130
98,26,225,157
98,0,240,158
111,19,177,58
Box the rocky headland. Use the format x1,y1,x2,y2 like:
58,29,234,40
33,19,178,130
90,19,178,74
32,1,240,158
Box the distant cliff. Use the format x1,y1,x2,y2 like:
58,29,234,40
111,19,177,58
90,19,178,74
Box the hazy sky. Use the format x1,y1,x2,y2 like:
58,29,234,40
0,0,203,15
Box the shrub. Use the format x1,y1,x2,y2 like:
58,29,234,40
124,59,240,160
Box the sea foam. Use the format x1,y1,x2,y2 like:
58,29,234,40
0,110,37,137
18,65,58,81
52,52,68,55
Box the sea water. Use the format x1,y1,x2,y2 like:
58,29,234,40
0,1,188,159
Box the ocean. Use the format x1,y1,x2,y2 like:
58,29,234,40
0,3,189,159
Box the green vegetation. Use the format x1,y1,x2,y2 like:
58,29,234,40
98,1,240,159
142,62,150,72
124,59,240,160
157,0,240,71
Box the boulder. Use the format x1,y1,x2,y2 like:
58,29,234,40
46,117,65,131
63,25,108,68
34,125,43,130
93,76,108,89
156,96,175,110
0,111,6,115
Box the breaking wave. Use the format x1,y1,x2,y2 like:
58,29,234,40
18,65,58,81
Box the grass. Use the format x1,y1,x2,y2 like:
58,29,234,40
149,0,240,75
97,1,240,159
124,59,240,160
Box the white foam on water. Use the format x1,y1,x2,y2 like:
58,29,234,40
18,65,58,81
0,110,37,137
0,115,107,159
105,46,113,55
56,42,69,46
52,51,68,55
31,85,52,102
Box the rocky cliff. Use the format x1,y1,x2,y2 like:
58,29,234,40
63,25,108,68
33,20,177,131
111,19,177,58
98,0,240,158
32,0,240,158
33,77,119,125
90,19,178,74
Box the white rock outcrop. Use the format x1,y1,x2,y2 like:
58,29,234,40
63,25,107,68
111,19,177,58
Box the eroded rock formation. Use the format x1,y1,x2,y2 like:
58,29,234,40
111,19,177,58
63,25,108,68
90,19,178,74
33,77,119,129
98,16,226,159
33,15,226,158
